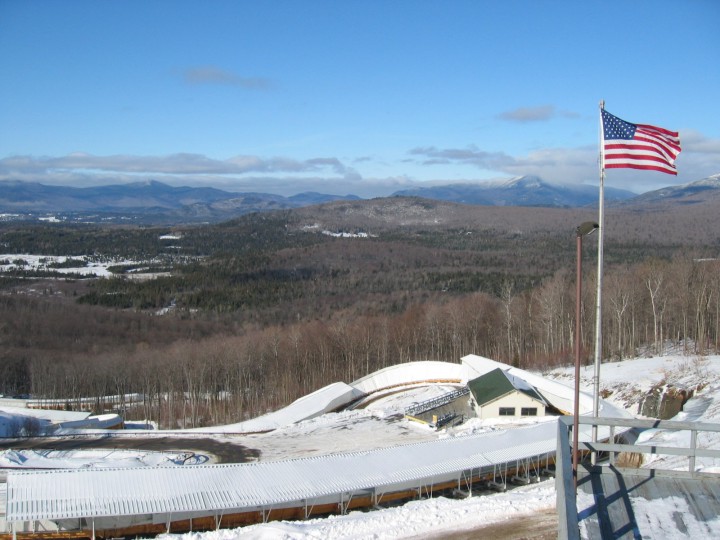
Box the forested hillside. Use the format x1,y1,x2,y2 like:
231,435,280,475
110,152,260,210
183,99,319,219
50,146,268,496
1,197,719,428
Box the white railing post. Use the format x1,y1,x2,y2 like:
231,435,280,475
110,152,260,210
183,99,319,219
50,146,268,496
690,429,697,474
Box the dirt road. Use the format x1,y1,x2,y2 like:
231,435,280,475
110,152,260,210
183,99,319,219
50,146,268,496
418,509,558,539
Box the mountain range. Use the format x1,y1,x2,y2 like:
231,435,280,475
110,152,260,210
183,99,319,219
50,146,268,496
391,176,635,207
1,174,719,224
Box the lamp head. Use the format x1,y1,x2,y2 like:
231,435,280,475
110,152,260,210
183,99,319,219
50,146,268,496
576,221,599,237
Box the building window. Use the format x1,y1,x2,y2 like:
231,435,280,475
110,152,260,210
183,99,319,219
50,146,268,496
521,407,538,416
499,407,515,416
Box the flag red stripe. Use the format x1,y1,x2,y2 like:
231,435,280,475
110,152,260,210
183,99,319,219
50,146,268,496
605,162,677,175
604,152,675,165
634,131,681,155
634,127,680,144
604,142,675,160
633,135,680,155
635,123,679,138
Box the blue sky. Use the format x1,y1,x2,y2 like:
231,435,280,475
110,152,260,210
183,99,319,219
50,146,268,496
1,0,719,197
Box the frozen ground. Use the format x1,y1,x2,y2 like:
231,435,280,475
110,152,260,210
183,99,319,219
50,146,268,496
0,448,199,469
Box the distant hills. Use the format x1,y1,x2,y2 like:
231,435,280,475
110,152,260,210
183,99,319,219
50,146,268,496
0,179,361,223
615,174,720,206
1,174,719,224
391,176,636,207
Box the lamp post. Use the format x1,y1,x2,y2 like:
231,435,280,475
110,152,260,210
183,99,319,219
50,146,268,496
573,221,599,489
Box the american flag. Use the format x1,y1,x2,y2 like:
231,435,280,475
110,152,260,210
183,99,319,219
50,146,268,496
601,109,681,175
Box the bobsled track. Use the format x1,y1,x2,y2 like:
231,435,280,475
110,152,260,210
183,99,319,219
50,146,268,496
1,356,626,539
4,425,562,540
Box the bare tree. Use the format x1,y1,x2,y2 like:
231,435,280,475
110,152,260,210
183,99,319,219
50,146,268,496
643,261,667,355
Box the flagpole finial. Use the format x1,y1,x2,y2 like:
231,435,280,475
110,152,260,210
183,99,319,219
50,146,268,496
599,100,605,110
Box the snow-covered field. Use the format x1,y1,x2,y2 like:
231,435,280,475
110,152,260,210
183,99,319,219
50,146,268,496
0,250,178,280
2,353,720,539
0,253,135,277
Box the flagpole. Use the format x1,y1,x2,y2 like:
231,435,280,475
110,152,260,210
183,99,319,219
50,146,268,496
592,100,605,458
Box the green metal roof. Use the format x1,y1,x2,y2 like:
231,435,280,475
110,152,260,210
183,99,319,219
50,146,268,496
467,368,547,407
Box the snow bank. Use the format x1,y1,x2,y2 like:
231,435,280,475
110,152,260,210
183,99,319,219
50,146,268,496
194,481,556,540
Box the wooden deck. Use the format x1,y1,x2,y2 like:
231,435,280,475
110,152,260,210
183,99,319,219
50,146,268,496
576,466,720,539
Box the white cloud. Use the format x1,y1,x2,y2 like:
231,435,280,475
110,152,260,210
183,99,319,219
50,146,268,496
181,66,272,90
0,153,346,177
409,145,598,183
2,129,718,198
0,153,386,197
409,145,516,169
680,130,720,154
497,105,580,123
408,134,720,192
498,105,556,122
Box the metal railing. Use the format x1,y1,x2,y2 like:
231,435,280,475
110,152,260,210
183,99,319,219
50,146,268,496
556,415,720,540
404,387,469,416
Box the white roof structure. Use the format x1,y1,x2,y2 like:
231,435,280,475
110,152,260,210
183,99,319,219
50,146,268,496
6,422,559,524
190,382,364,433
191,361,466,434
0,405,123,434
351,361,464,394
0,405,90,423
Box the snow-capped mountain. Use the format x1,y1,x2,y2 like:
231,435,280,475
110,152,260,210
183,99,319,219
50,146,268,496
627,174,720,205
391,175,636,207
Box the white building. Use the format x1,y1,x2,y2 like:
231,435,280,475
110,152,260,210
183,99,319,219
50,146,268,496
467,367,549,419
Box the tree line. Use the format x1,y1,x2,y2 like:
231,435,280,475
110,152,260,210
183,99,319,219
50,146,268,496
2,253,718,429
